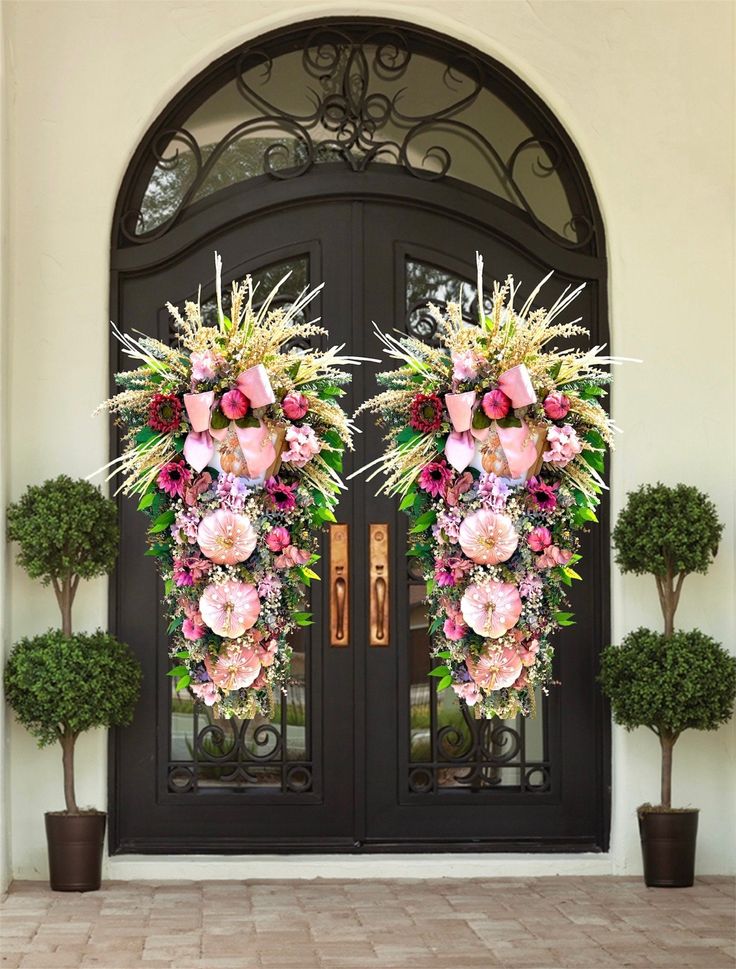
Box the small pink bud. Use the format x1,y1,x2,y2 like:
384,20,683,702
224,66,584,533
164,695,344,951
265,527,291,552
220,389,250,420
543,391,570,420
282,392,309,420
481,388,512,420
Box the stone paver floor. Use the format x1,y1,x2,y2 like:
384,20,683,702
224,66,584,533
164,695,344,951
0,876,734,969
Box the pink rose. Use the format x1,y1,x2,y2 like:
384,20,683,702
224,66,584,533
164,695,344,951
536,545,573,569
182,616,206,641
543,391,570,420
481,388,512,420
265,527,291,552
282,392,309,420
220,388,250,420
528,526,552,552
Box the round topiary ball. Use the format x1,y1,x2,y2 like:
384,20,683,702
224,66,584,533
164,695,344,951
599,627,736,736
612,483,722,578
4,630,142,747
7,475,119,586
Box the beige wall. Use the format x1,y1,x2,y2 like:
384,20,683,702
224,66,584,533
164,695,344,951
2,0,734,881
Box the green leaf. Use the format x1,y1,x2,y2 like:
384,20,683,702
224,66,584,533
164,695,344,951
321,448,343,473
287,361,301,380
435,650,452,659
583,449,605,473
323,428,342,450
397,427,423,447
164,578,174,595
425,578,436,595
149,509,175,534
137,491,155,511
428,665,450,678
317,384,345,399
166,665,187,678
554,611,576,627
135,426,159,446
472,409,491,430
293,612,313,627
296,565,321,585
167,615,184,634
399,491,417,511
437,674,453,691
585,429,605,450
496,415,522,429
235,414,260,429
210,407,229,430
575,506,599,524
313,506,337,524
175,674,191,692
549,361,562,381
174,650,190,659
410,509,437,533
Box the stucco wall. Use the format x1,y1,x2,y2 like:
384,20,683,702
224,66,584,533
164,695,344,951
2,0,734,881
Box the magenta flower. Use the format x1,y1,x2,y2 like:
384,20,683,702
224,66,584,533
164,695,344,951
543,391,570,420
443,616,468,641
266,527,291,552
183,614,206,641
418,460,452,498
220,388,250,421
528,526,552,552
526,476,559,511
173,554,212,587
409,393,443,433
265,477,297,511
157,461,191,498
282,392,309,420
543,424,582,467
481,388,512,420
435,555,473,587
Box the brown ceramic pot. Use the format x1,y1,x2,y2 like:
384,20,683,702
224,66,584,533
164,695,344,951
638,808,698,888
45,812,106,892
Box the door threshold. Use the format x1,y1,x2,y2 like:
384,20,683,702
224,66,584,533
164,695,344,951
105,852,614,880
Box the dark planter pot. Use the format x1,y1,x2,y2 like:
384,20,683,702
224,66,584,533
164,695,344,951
44,812,106,892
638,809,698,888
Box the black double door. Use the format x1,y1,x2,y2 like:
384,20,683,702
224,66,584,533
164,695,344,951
111,191,609,853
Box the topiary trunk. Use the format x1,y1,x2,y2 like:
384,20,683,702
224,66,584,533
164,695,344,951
59,730,79,814
655,562,684,807
658,729,678,809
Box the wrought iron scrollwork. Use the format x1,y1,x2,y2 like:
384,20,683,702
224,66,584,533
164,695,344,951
122,24,596,249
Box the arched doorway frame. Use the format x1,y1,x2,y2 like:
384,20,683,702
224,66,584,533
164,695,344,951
109,16,611,855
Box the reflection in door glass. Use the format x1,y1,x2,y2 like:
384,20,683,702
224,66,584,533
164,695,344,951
405,259,492,344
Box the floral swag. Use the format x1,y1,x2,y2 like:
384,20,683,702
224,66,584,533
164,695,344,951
98,255,359,719
355,255,622,720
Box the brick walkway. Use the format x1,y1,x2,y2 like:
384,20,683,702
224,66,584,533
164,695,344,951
1,877,734,969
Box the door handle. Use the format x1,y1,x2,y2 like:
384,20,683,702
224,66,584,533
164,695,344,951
330,523,349,646
370,523,390,646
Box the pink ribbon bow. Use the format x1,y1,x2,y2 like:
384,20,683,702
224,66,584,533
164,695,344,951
497,363,537,409
182,367,277,476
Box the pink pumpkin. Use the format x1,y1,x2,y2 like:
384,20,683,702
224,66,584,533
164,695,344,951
197,509,258,565
199,580,260,638
205,643,261,692
458,510,518,564
460,580,522,638
467,646,523,691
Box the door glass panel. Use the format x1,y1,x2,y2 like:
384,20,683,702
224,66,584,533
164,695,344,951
167,254,314,795
404,259,549,797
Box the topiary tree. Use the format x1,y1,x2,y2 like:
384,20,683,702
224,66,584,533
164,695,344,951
599,628,736,807
612,483,723,637
5,630,141,814
7,476,119,636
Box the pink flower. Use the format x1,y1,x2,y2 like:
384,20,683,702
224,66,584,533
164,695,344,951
191,680,218,705
257,574,282,598
528,526,552,552
173,554,212,587
183,615,206,641
526,476,559,511
451,350,480,382
543,391,570,420
205,643,261,691
452,681,480,706
537,545,573,569
274,545,311,569
434,555,473,587
543,424,582,467
191,350,223,383
199,580,260,638
418,460,452,498
518,572,544,599
445,471,473,507
461,580,522,638
513,668,530,690
482,388,512,420
148,393,182,433
255,641,278,668
281,424,321,467
158,461,191,498
282,392,309,420
443,616,468,641
220,388,250,421
265,526,291,552
265,477,297,511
